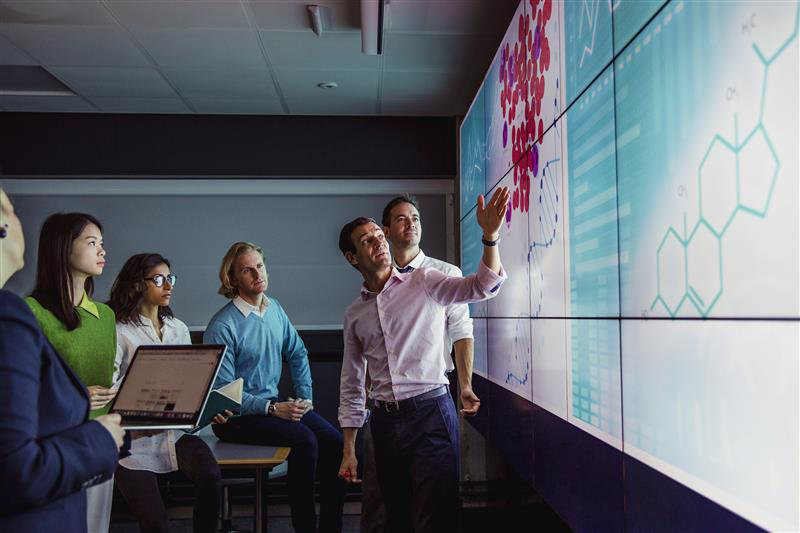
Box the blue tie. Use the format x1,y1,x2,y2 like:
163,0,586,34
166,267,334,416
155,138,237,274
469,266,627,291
397,265,415,273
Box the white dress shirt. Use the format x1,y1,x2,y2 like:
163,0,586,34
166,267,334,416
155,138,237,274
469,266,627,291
392,250,473,372
115,315,192,473
338,260,505,429
233,294,268,318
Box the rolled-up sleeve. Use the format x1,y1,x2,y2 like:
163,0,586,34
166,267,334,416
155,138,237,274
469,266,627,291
446,302,473,343
337,313,368,428
423,260,507,307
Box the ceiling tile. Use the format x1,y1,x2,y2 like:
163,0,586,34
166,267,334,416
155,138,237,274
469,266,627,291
381,70,465,100
47,66,176,97
189,97,284,114
259,31,379,70
0,24,149,66
384,33,496,72
248,0,360,32
0,34,35,65
88,96,189,113
132,28,264,69
106,1,249,30
162,67,278,99
386,0,517,35
0,94,96,112
276,68,378,99
0,1,114,26
285,98,378,115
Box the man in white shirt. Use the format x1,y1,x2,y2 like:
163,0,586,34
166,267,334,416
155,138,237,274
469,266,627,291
360,194,480,533
337,186,509,533
383,194,479,415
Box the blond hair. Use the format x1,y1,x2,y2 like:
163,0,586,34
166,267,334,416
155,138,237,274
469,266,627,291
217,242,265,299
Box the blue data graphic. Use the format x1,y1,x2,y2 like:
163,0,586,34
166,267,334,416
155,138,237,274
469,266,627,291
459,1,798,529
566,67,620,318
616,1,799,319
563,0,613,107
459,84,486,219
460,207,487,318
612,0,667,54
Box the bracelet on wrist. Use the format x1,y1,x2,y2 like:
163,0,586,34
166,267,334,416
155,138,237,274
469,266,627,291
481,236,499,246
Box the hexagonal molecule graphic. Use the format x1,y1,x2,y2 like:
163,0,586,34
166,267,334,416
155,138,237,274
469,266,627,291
656,227,687,315
698,136,738,237
686,219,723,315
738,125,779,217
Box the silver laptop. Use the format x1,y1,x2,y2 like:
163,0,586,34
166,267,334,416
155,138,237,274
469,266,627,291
108,344,227,430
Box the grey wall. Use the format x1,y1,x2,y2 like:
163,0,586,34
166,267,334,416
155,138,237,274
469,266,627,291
6,193,447,328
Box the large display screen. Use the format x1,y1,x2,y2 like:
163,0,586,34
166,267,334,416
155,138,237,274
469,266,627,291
459,1,798,530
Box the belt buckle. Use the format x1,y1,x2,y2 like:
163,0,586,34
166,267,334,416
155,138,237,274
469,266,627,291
384,400,400,412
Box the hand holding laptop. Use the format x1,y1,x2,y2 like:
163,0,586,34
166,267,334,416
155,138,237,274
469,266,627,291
88,385,118,410
95,413,125,450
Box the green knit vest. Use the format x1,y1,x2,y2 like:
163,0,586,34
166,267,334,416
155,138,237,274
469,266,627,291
25,296,117,418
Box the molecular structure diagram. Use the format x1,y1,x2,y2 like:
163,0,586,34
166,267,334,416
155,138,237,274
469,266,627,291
650,5,798,318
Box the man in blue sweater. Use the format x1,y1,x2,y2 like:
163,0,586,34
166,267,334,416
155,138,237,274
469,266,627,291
204,242,345,533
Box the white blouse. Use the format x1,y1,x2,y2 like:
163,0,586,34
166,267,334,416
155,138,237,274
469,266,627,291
115,315,192,473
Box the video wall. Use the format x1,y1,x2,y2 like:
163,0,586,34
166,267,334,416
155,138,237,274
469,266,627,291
459,1,798,531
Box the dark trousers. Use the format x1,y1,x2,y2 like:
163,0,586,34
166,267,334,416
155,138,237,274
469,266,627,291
115,434,221,533
370,392,460,533
360,417,387,533
213,409,346,533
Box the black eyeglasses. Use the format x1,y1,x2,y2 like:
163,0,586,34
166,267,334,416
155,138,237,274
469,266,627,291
144,274,177,287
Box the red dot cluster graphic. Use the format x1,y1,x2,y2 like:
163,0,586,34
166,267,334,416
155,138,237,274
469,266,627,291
499,0,553,223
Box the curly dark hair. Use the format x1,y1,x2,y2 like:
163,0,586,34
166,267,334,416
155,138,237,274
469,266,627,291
108,253,175,326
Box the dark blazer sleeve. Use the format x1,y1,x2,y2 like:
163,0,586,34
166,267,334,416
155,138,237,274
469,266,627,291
0,291,119,512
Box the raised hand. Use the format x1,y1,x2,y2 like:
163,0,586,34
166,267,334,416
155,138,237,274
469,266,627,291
476,186,510,240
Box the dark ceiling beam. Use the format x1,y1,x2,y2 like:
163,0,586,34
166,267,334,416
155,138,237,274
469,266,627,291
0,113,457,178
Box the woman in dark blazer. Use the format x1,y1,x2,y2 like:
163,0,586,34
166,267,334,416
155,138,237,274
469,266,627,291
0,189,125,532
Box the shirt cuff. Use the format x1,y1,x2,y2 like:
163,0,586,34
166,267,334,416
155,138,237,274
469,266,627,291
477,260,507,293
338,409,369,429
295,386,313,402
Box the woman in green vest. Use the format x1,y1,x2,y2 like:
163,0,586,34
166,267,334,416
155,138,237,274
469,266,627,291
26,212,118,533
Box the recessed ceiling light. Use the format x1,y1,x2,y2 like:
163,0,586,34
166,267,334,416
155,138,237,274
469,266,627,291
317,81,338,89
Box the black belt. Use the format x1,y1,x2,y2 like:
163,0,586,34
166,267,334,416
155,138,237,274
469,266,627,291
372,386,448,413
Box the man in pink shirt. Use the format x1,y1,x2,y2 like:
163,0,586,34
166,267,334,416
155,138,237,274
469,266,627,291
336,186,510,533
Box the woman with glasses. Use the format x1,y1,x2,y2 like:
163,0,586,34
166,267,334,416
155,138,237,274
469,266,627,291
108,253,225,533
25,211,121,533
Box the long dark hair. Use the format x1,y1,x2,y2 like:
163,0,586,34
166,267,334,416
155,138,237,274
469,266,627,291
30,212,104,331
108,253,175,326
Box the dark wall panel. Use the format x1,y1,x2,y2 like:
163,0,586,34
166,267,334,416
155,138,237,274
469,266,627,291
624,455,764,533
0,113,456,177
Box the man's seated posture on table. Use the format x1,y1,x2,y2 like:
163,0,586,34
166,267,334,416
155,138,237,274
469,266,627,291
204,241,345,533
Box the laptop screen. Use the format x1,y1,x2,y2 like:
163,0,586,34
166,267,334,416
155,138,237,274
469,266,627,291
110,344,226,426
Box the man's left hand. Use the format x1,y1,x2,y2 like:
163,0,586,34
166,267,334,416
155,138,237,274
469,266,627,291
460,387,481,416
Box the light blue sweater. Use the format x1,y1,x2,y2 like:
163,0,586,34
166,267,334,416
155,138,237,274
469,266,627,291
204,298,312,415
